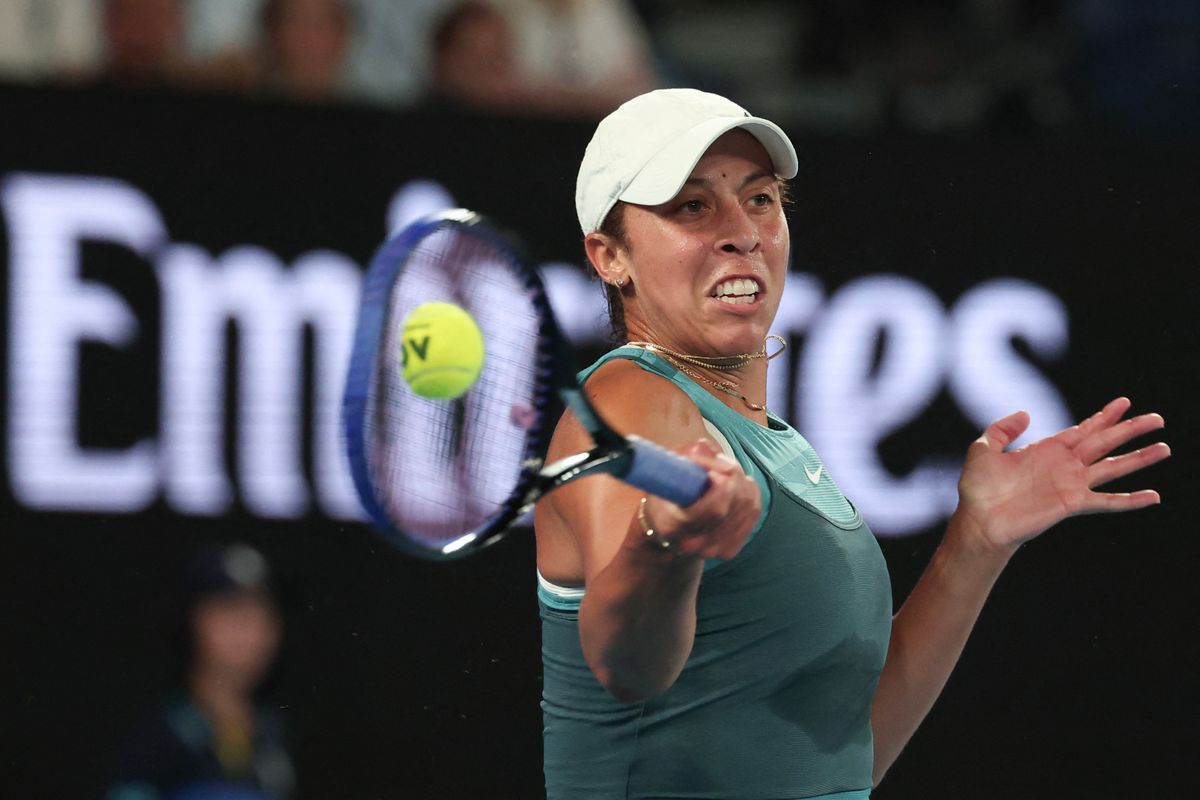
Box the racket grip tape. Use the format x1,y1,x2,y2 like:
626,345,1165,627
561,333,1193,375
624,435,711,506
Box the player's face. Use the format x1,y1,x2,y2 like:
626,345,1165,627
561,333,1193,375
617,130,789,356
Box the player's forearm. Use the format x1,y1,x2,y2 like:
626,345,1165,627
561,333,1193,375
578,521,705,703
870,510,1015,784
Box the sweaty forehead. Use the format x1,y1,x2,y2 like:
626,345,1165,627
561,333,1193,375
677,137,776,194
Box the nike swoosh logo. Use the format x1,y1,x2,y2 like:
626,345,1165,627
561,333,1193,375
804,464,823,484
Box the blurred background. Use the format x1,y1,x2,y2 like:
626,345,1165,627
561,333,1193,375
2,0,1198,134
1,1,1197,798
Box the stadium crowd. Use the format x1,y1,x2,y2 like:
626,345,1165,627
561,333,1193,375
0,0,1195,133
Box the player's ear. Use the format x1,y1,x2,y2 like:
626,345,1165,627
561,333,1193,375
584,232,627,285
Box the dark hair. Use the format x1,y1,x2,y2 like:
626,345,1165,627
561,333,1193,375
596,202,630,344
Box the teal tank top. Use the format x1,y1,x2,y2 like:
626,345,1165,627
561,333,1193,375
539,347,893,799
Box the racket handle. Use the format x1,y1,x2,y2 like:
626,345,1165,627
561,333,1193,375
624,435,711,506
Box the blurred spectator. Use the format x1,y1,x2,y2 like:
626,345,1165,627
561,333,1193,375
429,0,525,112
0,0,100,82
499,0,659,104
346,0,446,106
187,0,442,105
186,0,262,59
182,0,355,102
258,0,353,101
107,543,293,800
429,0,659,117
98,0,188,88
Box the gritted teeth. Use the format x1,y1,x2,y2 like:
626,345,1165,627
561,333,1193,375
712,277,761,299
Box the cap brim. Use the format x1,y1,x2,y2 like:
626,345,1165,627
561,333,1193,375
618,116,798,207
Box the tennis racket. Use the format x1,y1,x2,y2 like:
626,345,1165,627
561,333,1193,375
342,209,710,559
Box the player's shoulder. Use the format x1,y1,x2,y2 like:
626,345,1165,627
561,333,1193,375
582,357,705,440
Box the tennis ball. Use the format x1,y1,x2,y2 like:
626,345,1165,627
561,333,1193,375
400,301,485,399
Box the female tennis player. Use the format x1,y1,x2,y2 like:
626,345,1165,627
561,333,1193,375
533,88,1169,799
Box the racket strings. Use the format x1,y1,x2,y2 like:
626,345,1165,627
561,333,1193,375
365,227,546,546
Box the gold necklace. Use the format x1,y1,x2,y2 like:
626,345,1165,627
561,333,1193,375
626,336,787,412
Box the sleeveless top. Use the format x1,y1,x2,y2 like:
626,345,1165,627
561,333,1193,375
539,347,893,800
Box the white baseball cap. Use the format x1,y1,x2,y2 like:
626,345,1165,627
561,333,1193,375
575,88,798,234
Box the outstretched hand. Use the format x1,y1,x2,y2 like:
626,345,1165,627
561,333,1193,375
956,397,1169,552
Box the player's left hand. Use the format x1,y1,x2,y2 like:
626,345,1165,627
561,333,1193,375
954,397,1169,553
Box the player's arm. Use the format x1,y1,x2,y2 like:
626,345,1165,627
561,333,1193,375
540,360,760,702
869,513,1012,785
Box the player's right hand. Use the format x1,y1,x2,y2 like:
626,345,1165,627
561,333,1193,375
642,439,761,561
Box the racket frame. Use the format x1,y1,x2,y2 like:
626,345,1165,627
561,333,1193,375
343,209,705,560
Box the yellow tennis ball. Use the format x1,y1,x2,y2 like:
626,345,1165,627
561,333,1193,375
400,301,485,399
